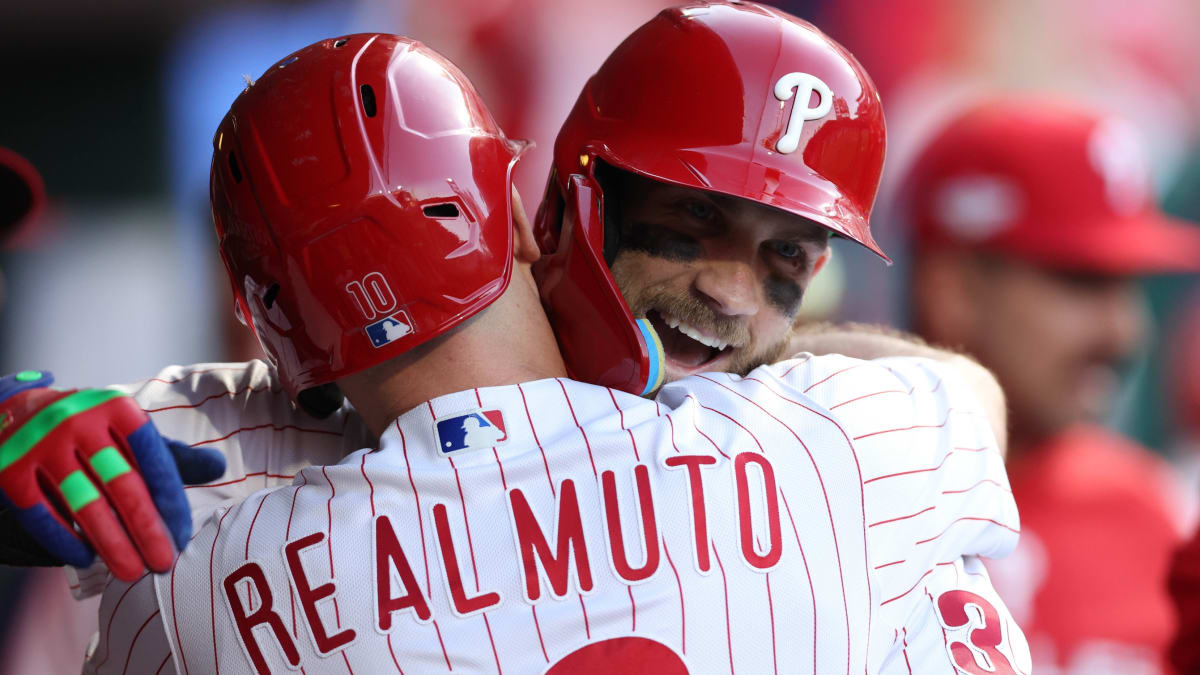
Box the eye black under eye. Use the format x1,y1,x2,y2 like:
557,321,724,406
621,222,703,261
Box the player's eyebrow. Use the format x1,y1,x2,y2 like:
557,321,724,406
773,218,832,243
705,192,831,243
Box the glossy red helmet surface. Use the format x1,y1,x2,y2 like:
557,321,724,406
211,34,525,397
534,0,887,395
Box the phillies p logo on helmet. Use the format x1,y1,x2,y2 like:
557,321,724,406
773,72,833,154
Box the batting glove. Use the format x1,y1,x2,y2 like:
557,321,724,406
0,370,225,580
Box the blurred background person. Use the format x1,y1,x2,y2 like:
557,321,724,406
903,98,1200,674
1165,292,1200,674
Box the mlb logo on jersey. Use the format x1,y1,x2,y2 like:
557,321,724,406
365,310,414,348
435,409,508,454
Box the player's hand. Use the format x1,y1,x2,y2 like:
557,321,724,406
0,371,225,580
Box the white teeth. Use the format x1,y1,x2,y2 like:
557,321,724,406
659,312,728,351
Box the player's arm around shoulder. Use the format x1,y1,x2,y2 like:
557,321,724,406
115,359,368,477
784,322,1006,454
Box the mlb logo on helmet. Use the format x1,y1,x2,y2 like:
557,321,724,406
435,409,508,454
365,310,414,348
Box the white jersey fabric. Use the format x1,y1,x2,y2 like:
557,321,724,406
81,361,372,674
90,354,1028,674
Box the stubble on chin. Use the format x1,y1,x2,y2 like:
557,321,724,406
611,252,792,378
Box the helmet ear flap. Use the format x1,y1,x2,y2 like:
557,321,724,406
591,160,623,266
534,169,566,255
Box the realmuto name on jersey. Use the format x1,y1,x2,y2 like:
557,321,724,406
220,452,781,670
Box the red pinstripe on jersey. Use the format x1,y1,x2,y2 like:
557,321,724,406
122,609,161,675
320,466,344,629
285,474,309,638
764,571,778,675
185,470,296,490
475,388,509,490
360,454,376,517
578,596,591,639
828,388,910,410
863,446,992,484
169,544,189,675
942,478,1009,495
114,357,1023,674
95,573,150,670
712,543,735,674
803,364,863,393
884,568,936,606
531,604,550,662
606,397,656,640
143,366,250,385
556,379,598,478
609,388,640,462
664,414,682,453
697,373,855,672
778,354,813,378
385,633,403,673
691,395,759,453
915,517,1020,546
518,382,555,496
191,423,341,448
661,537,687,653
628,586,637,632
852,409,956,441
208,507,233,675
244,492,270,559
780,490,819,672
142,383,282,413
870,506,937,529
394,422,454,671
684,408,730,460
430,400,505,672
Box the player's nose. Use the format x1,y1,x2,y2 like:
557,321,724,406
693,260,760,318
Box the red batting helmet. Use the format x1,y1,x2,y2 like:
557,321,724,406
533,0,888,396
210,34,526,397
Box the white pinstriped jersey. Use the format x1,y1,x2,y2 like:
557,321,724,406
94,354,1028,674
81,361,372,674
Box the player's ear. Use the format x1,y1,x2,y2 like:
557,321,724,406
511,185,540,264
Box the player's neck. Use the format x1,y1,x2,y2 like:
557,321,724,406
338,265,568,436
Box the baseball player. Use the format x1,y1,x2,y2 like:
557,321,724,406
0,4,1027,672
904,99,1200,673
79,16,1027,674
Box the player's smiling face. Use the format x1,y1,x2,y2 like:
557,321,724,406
606,171,831,383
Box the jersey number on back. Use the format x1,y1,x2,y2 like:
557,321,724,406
935,590,1019,675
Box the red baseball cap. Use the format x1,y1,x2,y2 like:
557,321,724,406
0,147,44,247
907,99,1200,274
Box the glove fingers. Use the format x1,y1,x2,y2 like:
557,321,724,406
99,471,175,573
72,499,145,581
84,435,176,572
123,421,192,551
46,466,142,580
167,439,226,486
